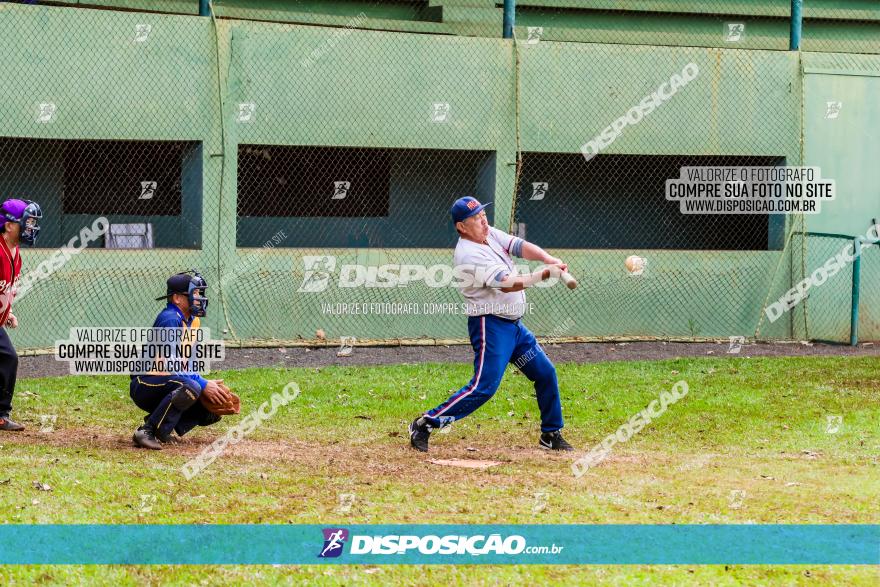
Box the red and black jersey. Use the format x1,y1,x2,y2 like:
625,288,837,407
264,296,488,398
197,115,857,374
0,237,22,327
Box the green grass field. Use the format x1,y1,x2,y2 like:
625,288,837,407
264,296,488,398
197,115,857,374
0,355,877,585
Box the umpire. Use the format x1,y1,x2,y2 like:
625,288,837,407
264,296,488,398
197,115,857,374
130,270,232,449
0,198,42,432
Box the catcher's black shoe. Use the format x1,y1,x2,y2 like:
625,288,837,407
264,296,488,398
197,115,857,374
409,417,431,452
157,431,183,445
539,430,574,451
0,417,25,431
133,426,163,450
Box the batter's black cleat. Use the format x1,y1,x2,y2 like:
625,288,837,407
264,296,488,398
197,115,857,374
0,417,25,431
539,431,574,451
133,426,163,450
409,417,431,452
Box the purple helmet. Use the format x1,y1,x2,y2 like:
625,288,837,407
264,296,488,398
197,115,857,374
1,199,42,245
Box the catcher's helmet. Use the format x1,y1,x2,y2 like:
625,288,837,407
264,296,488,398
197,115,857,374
156,269,209,317
2,199,43,246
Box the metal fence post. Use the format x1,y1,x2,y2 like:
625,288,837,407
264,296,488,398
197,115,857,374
503,0,516,39
790,0,803,50
850,236,863,346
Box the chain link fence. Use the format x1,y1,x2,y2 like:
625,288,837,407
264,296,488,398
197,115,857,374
802,1,880,54
859,242,880,341
0,1,877,351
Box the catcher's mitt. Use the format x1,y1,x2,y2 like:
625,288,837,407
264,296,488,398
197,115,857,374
200,390,241,416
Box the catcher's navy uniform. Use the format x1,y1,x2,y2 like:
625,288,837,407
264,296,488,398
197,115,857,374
130,305,216,439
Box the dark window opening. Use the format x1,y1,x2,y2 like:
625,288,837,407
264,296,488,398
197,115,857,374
514,154,786,251
237,146,495,248
0,137,202,248
238,146,390,218
62,140,188,216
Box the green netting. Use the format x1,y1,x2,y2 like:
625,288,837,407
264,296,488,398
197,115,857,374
0,1,876,351
859,242,880,341
801,1,880,54
802,233,856,343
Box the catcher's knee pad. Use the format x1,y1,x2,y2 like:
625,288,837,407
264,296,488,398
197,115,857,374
170,380,201,410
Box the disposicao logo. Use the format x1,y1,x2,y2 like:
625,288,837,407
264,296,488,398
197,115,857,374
319,528,349,558
317,530,562,558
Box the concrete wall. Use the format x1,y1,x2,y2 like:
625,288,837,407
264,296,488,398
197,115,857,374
801,53,880,341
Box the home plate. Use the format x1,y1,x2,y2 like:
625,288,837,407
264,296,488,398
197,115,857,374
428,459,501,470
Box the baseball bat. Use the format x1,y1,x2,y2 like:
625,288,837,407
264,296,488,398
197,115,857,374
547,265,578,289
560,270,578,290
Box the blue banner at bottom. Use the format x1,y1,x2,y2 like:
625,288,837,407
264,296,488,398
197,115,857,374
0,525,877,565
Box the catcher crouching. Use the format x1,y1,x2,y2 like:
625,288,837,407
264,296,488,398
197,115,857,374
130,270,239,450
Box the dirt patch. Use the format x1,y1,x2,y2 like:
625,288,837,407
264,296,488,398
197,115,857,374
1,425,594,482
2,427,130,452
17,340,880,379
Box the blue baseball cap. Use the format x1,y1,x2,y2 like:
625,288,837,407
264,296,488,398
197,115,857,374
450,197,492,224
156,273,196,301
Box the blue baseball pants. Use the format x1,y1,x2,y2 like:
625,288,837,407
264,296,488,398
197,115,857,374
424,314,564,432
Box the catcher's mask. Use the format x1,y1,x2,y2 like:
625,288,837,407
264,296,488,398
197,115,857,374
2,199,42,246
156,269,209,317
186,270,209,318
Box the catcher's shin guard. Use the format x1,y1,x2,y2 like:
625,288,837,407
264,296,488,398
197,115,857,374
170,380,201,410
153,378,202,439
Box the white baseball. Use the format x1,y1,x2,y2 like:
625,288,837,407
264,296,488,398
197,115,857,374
625,255,646,276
